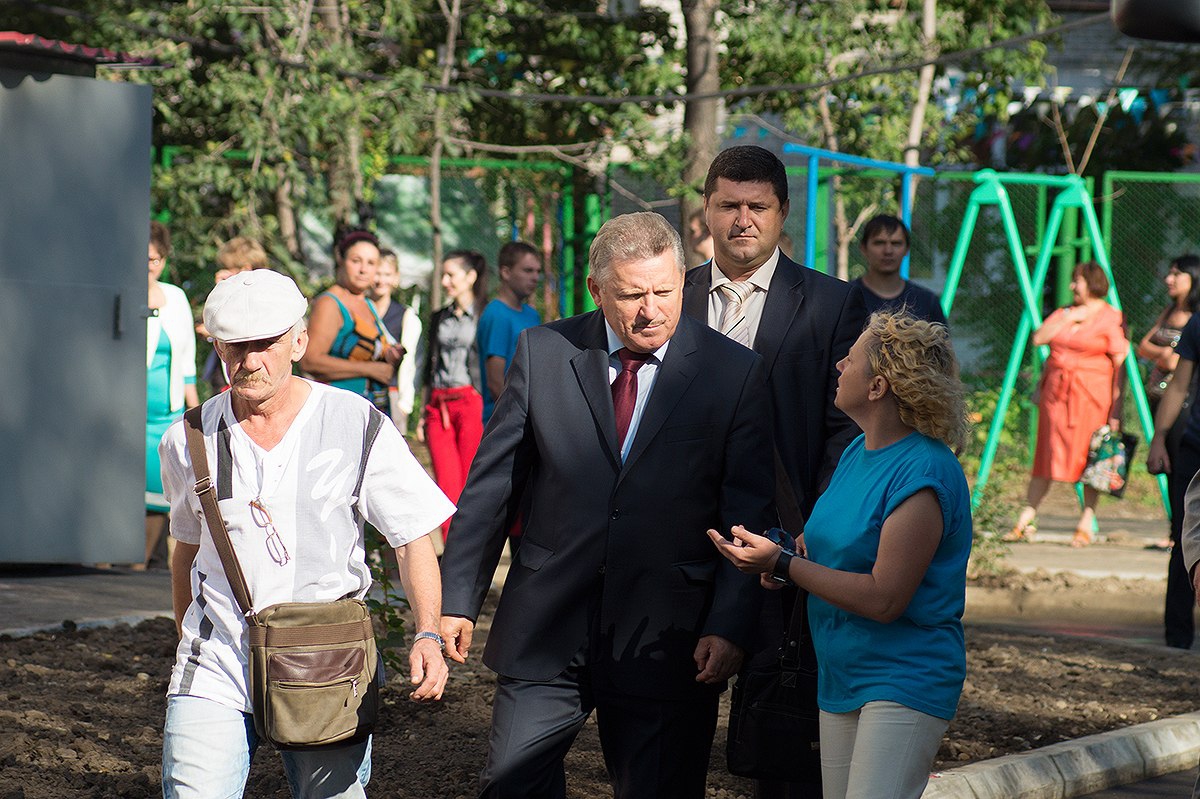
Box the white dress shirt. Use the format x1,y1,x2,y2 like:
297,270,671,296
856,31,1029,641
706,247,781,348
604,321,670,462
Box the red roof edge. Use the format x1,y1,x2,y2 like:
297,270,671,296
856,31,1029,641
0,31,153,66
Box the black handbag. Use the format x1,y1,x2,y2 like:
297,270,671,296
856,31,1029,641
726,588,821,781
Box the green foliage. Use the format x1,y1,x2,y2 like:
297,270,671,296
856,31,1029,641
961,380,1035,473
1002,99,1190,176
9,1,436,290
967,479,1013,579
711,0,1058,267
961,383,1025,579
363,527,411,675
408,1,679,150
720,0,1056,166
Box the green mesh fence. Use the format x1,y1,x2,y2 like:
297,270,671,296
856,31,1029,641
159,145,1199,493
375,157,571,321
605,164,1198,496
155,150,573,322
1103,173,1200,345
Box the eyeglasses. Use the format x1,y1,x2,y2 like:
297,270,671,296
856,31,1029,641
249,498,291,566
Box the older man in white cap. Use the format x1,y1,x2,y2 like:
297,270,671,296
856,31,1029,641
158,270,455,798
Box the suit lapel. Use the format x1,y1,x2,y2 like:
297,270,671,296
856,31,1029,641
570,312,621,466
618,317,701,481
755,255,806,375
683,263,710,323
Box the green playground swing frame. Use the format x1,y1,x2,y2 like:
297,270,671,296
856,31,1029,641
939,169,1167,515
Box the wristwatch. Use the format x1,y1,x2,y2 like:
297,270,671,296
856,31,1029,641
770,549,795,585
414,630,446,649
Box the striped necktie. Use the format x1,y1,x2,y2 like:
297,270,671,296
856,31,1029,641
718,280,754,347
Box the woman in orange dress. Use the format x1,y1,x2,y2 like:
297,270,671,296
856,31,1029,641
1009,261,1127,547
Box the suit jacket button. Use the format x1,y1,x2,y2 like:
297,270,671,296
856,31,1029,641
610,509,620,520
598,564,606,575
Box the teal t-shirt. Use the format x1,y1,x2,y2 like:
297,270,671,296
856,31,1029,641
477,299,540,422
804,431,972,721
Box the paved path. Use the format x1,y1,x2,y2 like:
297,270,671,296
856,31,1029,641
0,564,172,636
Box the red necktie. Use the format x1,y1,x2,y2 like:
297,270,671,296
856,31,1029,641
612,347,652,449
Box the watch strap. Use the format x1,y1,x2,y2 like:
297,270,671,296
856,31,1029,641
414,630,446,648
771,549,795,585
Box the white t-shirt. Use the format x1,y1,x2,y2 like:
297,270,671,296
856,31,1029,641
159,379,455,712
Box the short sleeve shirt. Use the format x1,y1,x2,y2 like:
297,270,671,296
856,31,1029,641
804,432,972,721
159,380,455,711
852,278,948,326
477,299,541,421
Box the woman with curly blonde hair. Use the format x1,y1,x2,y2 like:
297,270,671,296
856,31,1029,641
711,312,972,799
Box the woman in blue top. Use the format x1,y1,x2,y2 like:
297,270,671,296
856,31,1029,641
710,311,971,799
301,229,402,411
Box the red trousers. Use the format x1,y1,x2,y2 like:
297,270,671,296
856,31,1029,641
425,386,483,537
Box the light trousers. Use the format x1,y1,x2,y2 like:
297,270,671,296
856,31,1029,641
819,700,948,799
162,694,371,799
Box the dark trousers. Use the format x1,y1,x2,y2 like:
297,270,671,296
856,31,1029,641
1166,439,1200,648
478,649,719,799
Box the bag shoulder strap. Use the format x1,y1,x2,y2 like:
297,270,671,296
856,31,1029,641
779,588,815,670
184,406,255,617
772,448,817,671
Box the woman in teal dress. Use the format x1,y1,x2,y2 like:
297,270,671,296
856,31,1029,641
145,221,199,568
301,229,402,411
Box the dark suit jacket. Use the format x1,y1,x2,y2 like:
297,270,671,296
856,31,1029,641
684,254,867,524
441,311,775,700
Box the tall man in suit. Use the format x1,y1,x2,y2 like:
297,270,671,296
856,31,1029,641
440,211,776,799
684,146,866,798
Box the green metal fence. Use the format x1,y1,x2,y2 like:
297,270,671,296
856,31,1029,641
157,146,1200,512
379,156,574,319
155,148,581,321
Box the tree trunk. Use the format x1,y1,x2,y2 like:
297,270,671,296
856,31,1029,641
904,0,937,207
430,0,463,309
816,91,851,280
316,0,359,231
276,169,300,262
681,0,720,267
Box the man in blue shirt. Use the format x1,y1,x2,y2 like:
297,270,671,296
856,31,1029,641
478,241,542,422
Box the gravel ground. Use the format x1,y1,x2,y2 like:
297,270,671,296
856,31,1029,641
2,572,1197,799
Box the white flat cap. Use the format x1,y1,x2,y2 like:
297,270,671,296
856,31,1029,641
203,270,308,343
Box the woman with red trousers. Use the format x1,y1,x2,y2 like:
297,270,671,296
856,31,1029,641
421,251,488,541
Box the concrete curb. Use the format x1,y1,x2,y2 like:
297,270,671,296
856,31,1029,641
922,711,1200,798
964,585,1164,628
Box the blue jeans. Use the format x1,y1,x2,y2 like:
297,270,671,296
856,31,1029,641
162,695,371,799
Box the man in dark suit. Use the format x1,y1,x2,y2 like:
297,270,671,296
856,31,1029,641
440,211,776,799
684,146,866,797
685,145,864,526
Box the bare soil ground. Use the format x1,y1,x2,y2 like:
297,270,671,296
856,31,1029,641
2,576,1197,799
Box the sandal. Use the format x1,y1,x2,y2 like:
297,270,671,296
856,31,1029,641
1071,528,1093,548
1004,522,1036,543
